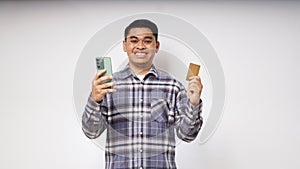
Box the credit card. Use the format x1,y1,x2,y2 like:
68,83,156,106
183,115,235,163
186,63,200,80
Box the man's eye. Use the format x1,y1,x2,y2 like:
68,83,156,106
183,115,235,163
130,40,138,43
144,40,152,44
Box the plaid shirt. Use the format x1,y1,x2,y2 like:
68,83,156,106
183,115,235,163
82,65,203,169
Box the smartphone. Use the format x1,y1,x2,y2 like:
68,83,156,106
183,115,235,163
96,57,113,85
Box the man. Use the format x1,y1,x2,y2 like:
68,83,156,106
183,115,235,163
82,19,203,169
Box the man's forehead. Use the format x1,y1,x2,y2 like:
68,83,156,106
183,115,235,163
127,28,155,38
127,33,154,39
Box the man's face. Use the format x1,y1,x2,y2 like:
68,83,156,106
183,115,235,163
123,27,160,70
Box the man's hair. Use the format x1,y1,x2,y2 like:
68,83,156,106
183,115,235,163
124,19,158,41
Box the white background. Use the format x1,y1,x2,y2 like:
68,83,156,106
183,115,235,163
0,1,299,169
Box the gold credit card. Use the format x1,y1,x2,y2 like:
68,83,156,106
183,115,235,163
186,63,200,80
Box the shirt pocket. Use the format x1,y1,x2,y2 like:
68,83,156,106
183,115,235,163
150,98,170,123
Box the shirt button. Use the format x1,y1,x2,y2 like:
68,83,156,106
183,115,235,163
140,114,143,118
140,98,143,103
140,167,143,169
139,149,143,153
139,131,143,135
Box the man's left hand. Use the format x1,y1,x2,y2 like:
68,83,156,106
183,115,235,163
187,76,203,106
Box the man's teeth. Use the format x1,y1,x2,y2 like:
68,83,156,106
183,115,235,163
135,52,146,56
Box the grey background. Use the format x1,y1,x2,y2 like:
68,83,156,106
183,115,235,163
0,1,299,169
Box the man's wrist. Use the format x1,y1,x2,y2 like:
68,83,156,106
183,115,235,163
189,98,202,116
88,95,102,111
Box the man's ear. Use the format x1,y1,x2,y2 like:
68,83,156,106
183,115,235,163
156,41,160,53
122,40,127,52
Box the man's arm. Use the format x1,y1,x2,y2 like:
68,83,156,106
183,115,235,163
175,90,203,142
82,69,116,139
175,76,203,142
82,95,107,139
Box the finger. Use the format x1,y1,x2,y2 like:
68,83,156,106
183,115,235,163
188,84,199,93
94,69,107,80
188,76,201,82
188,78,200,86
94,82,116,94
98,82,116,89
95,75,113,85
189,81,203,91
97,88,117,96
188,79,202,92
93,86,116,100
107,88,117,93
189,76,202,86
188,78,199,86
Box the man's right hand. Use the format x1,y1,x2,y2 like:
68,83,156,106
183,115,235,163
91,69,116,102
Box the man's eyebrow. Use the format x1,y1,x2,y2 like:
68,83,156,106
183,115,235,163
144,36,153,39
128,36,138,39
127,36,154,39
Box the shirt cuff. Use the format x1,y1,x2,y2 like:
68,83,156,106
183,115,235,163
188,99,203,116
87,95,102,111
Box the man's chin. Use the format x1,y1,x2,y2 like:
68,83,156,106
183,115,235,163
134,62,151,68
133,54,148,59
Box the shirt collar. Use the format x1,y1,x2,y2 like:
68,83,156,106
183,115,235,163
117,64,159,80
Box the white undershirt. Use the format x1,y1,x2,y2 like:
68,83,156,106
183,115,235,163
136,74,145,81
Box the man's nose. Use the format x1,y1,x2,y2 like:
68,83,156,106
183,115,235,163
136,40,145,49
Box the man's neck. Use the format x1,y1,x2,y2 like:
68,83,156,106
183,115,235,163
129,64,151,75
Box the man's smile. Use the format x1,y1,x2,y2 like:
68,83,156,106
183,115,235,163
134,51,148,57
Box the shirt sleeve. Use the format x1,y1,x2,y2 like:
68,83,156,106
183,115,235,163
175,87,203,142
81,94,108,139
